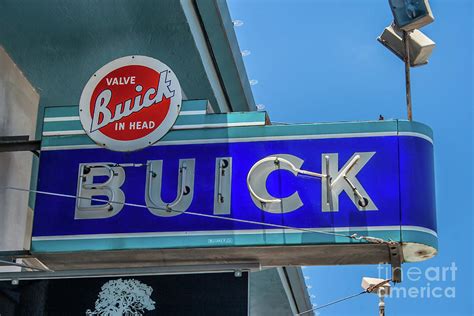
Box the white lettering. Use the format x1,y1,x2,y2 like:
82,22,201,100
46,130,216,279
127,121,156,130
154,70,175,103
247,154,304,214
90,90,112,132
75,163,125,219
90,73,175,131
322,152,378,212
106,76,136,86
78,152,378,219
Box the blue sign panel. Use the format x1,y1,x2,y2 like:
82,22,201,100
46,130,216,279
32,104,437,261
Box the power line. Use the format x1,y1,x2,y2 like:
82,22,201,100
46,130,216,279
1,187,396,314
297,279,391,315
298,291,366,315
3,186,350,239
2,186,390,244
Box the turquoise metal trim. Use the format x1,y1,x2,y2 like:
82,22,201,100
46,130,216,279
43,120,83,132
31,229,405,253
42,111,266,134
41,120,403,148
401,230,438,249
42,135,95,147
43,100,209,118
40,104,433,153
174,111,265,126
164,120,399,141
397,120,433,140
181,99,209,112
45,106,79,118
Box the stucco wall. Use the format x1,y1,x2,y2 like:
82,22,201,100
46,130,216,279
0,47,39,251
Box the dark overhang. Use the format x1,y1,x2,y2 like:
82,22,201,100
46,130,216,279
0,0,256,113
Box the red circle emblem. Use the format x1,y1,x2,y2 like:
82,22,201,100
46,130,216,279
79,56,182,152
90,65,170,141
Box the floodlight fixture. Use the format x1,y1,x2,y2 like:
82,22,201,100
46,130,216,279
362,277,391,316
380,1,435,121
378,24,435,67
361,277,391,295
389,0,434,31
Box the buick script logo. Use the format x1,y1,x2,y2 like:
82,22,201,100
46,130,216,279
79,56,182,151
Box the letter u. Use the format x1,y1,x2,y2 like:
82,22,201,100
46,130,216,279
145,159,195,217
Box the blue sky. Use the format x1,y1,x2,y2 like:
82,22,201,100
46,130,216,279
228,0,473,315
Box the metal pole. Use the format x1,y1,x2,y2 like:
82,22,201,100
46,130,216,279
403,31,413,121
379,304,385,316
378,290,386,316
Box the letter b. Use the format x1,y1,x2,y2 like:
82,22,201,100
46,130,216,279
75,163,125,219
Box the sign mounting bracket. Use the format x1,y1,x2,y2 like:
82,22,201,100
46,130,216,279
388,242,403,283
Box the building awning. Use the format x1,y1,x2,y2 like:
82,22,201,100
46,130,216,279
0,0,255,113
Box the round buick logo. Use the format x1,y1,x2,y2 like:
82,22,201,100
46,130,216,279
79,55,182,151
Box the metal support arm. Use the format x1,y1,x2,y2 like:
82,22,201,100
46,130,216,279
0,136,41,156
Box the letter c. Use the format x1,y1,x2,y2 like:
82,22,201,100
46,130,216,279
247,154,304,213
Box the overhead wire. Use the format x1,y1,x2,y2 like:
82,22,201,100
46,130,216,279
298,291,366,315
297,279,392,315
1,187,396,314
2,186,393,244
